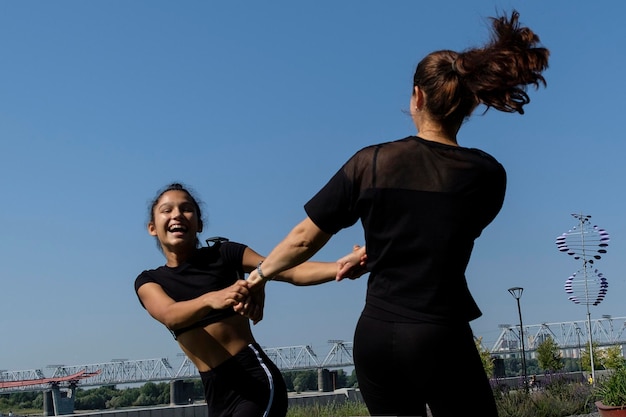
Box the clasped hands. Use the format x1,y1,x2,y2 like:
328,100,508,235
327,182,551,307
233,244,368,324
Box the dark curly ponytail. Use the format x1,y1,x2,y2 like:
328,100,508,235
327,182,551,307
413,10,549,126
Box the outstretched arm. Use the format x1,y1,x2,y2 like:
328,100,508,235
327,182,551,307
235,219,367,323
273,243,366,285
246,217,332,286
137,280,250,332
237,242,343,324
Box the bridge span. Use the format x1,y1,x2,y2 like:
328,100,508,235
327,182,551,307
491,315,626,358
3,316,626,395
0,340,354,394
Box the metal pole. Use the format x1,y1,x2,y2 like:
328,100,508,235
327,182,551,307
586,306,595,384
576,326,582,371
578,214,596,384
509,287,527,390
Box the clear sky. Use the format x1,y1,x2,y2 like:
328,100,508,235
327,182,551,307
2,0,625,372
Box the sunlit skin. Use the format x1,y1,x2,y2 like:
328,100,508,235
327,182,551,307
140,190,255,371
138,189,368,372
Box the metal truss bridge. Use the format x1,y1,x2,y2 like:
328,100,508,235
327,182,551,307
4,317,626,395
0,340,354,394
491,316,626,357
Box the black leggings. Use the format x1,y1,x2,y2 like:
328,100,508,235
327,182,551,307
199,343,288,417
354,314,499,417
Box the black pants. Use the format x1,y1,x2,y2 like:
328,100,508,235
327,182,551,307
200,343,288,417
354,314,499,417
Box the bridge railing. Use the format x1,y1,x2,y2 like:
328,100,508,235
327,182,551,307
491,316,626,356
0,341,354,394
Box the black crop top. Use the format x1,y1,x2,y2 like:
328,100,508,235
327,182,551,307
134,240,247,339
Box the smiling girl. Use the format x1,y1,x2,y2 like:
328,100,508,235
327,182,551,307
134,183,365,417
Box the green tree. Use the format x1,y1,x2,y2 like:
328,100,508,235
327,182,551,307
475,336,494,377
76,386,120,410
75,391,106,410
293,371,317,392
581,341,606,371
282,372,295,392
105,387,132,409
191,379,204,400
346,368,358,388
107,390,136,409
604,345,626,370
132,393,155,407
139,382,160,399
536,336,564,372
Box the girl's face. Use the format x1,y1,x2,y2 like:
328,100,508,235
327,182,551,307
148,190,201,253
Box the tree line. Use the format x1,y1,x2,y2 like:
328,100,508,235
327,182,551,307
5,337,624,415
475,335,626,377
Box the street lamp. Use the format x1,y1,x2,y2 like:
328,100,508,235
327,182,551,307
575,325,583,371
508,287,527,389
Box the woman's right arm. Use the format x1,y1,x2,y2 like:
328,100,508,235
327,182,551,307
272,244,367,285
246,217,332,287
137,281,250,332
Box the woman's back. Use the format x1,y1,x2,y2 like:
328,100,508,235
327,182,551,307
306,135,506,322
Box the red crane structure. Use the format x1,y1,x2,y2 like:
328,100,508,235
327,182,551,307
0,369,101,389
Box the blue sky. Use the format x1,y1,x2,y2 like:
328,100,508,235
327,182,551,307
1,0,625,372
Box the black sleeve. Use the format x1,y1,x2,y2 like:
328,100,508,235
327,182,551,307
304,162,361,235
219,241,248,279
133,270,155,309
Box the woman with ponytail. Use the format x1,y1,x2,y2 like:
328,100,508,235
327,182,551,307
242,10,549,416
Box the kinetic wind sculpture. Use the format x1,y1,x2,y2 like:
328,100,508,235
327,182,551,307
555,213,610,382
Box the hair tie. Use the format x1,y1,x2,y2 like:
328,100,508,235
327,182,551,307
451,59,459,73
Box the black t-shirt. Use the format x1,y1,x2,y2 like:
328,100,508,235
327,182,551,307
134,241,247,338
304,136,506,324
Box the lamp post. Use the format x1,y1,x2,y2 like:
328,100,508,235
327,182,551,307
575,325,583,371
508,287,527,390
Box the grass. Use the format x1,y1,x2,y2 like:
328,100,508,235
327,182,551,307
288,377,597,417
0,408,41,416
2,377,597,417
287,401,370,417
491,377,595,417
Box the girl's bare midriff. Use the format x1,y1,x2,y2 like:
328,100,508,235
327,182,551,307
175,314,255,372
